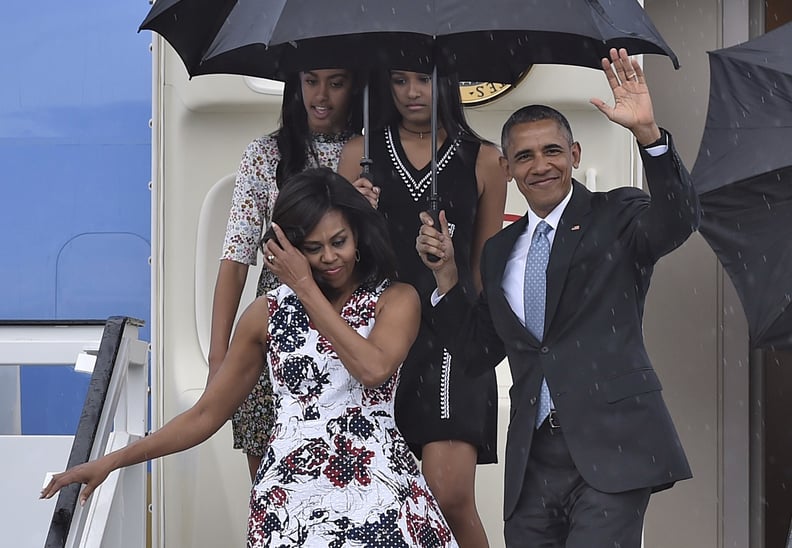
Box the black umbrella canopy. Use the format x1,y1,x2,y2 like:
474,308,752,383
698,168,792,350
140,0,436,79
692,22,792,195
140,0,678,82
436,0,679,82
691,22,792,350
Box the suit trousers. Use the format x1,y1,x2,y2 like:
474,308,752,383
504,420,651,548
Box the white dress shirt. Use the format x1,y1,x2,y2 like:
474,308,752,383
502,186,573,328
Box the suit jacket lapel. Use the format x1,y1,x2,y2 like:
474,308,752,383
487,215,542,345
545,181,592,333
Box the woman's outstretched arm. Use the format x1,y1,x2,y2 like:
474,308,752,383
40,297,269,505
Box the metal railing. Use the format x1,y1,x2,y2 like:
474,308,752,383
0,317,148,548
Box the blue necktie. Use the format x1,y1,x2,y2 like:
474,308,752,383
523,220,553,428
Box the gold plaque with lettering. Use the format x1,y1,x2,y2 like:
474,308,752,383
459,70,530,106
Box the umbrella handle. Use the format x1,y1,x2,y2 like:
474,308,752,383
425,208,442,263
359,157,373,181
360,157,374,176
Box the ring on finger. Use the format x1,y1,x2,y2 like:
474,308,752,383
628,73,638,80
267,254,276,262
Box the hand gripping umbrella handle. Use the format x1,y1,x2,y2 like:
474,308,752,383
425,208,442,263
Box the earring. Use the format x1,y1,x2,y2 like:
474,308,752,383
355,249,361,262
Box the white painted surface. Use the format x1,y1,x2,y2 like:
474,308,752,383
0,324,103,366
0,435,73,548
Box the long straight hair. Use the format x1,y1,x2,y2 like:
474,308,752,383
370,69,485,144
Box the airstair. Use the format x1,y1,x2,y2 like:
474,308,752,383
1,317,148,548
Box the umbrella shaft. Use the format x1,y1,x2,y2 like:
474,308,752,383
363,81,370,159
430,65,439,210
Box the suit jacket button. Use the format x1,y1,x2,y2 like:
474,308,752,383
529,397,537,405
540,346,550,354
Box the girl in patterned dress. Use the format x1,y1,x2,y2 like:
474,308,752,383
42,168,458,548
209,68,364,480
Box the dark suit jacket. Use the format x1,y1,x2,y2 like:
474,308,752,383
430,131,700,521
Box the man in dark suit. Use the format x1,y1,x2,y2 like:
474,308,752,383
415,48,700,547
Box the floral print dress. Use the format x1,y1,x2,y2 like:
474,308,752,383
247,281,457,548
223,131,352,457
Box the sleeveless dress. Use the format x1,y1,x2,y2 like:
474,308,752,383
222,131,352,457
369,126,498,464
247,281,458,548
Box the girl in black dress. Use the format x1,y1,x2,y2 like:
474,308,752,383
339,69,507,547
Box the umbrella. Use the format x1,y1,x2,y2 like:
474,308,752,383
691,21,792,350
139,0,678,82
140,0,679,255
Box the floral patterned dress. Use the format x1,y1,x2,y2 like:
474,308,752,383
223,131,352,457
247,281,457,548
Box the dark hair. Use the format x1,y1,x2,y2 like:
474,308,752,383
501,105,574,152
370,70,485,143
274,72,364,188
262,168,396,288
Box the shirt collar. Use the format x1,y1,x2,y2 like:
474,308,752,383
526,184,574,234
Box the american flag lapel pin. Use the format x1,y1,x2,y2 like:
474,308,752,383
571,224,581,231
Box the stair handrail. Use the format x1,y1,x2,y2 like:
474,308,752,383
43,316,148,548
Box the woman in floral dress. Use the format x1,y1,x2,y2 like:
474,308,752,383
209,68,364,480
42,168,458,548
